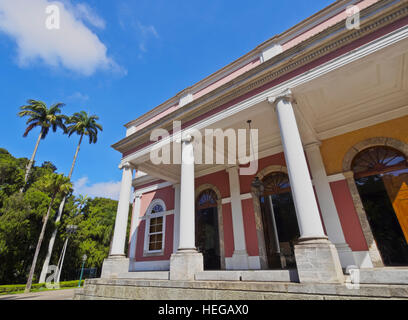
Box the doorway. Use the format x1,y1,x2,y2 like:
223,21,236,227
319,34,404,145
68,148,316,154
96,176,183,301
195,189,221,270
259,172,300,269
352,146,408,266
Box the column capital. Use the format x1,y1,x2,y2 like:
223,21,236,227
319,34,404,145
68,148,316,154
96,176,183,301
226,165,239,173
118,161,135,170
304,141,322,151
181,134,194,143
134,193,142,199
267,88,295,106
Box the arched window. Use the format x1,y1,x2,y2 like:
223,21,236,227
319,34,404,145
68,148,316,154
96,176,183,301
144,200,166,253
262,172,291,196
351,146,408,179
197,189,218,210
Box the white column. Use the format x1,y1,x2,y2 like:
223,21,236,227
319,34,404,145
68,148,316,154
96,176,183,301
170,135,203,280
268,90,326,240
268,90,344,283
178,135,197,251
226,166,249,269
173,183,181,253
110,162,134,257
305,143,355,267
128,194,142,260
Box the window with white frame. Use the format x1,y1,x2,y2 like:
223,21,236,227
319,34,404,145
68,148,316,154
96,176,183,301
144,200,166,253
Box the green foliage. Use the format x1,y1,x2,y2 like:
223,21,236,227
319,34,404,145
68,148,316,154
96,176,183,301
66,111,103,144
0,280,84,295
0,149,126,285
18,100,67,139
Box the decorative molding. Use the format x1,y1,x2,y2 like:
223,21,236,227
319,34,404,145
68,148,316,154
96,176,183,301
134,181,173,195
115,1,407,157
221,193,253,204
327,173,346,183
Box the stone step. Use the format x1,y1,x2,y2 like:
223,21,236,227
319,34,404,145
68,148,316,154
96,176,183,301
116,271,170,280
74,278,408,300
352,268,408,285
195,270,299,282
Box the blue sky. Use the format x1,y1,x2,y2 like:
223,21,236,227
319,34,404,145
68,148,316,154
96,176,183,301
0,0,333,200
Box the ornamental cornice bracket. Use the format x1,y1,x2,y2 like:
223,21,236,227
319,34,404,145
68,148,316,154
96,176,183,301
267,88,296,106
119,161,135,170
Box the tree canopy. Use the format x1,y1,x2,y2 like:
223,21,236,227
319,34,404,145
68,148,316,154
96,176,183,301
0,149,129,285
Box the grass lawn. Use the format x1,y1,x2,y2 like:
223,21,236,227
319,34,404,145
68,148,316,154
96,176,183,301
0,280,84,295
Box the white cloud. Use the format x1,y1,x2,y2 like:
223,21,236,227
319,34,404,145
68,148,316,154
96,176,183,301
74,177,122,201
68,91,89,102
72,3,106,29
0,0,124,76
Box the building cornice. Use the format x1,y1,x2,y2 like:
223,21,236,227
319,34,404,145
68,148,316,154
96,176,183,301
113,0,407,155
122,0,368,130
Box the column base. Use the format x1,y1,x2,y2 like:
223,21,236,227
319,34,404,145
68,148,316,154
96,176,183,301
227,250,250,270
170,250,203,281
335,243,356,269
101,256,130,279
294,238,344,284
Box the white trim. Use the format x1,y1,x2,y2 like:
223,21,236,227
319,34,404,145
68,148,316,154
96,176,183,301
128,195,142,260
139,210,174,220
143,199,167,255
353,251,374,269
222,193,253,204
225,256,261,270
327,173,347,183
135,181,173,195
129,260,170,272
123,25,408,164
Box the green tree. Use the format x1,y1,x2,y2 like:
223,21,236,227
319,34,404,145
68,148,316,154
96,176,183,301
39,111,102,283
18,100,67,192
25,174,72,293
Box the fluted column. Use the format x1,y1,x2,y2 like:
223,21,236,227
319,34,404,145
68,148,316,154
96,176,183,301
110,162,134,257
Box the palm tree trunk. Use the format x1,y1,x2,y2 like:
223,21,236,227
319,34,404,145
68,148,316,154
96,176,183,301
39,134,83,283
25,193,56,293
20,131,43,193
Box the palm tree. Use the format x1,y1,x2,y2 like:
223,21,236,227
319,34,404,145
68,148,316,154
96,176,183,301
18,100,67,192
39,111,102,283
25,174,72,293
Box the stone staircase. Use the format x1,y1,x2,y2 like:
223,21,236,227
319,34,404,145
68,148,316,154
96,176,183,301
74,268,408,300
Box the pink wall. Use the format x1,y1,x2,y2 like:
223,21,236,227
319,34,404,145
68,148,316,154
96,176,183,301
330,180,368,251
222,203,234,258
132,186,175,261
239,153,287,194
131,153,372,262
195,170,230,198
241,199,259,256
135,215,174,261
